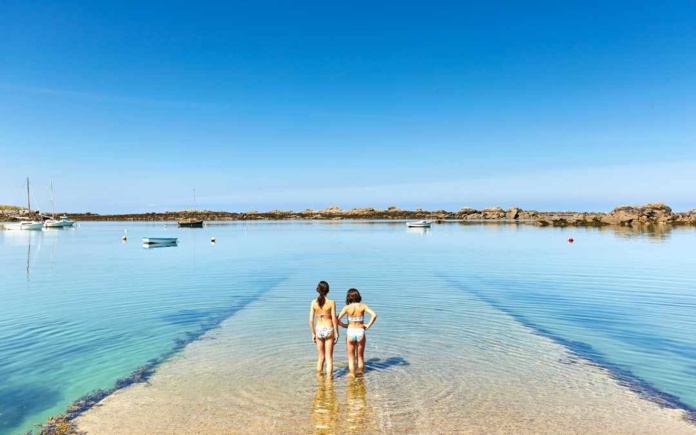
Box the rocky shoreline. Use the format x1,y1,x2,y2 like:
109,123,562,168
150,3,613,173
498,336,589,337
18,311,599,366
3,203,696,227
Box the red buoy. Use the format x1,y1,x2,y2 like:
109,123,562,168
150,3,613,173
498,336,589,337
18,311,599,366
568,237,574,244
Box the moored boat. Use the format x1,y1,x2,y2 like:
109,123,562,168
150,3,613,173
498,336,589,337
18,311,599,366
5,221,44,231
178,219,204,228
406,220,432,228
142,237,178,245
4,178,43,231
44,215,75,228
44,182,75,228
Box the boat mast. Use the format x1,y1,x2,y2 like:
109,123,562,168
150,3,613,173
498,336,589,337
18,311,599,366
26,177,31,213
50,181,56,217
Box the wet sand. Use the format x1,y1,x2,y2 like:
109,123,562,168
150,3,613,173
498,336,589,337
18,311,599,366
74,282,696,435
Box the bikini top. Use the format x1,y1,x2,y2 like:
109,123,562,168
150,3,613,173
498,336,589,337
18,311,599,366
348,315,364,322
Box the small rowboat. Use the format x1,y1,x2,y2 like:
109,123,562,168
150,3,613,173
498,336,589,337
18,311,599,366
406,220,432,228
142,237,178,245
178,219,204,228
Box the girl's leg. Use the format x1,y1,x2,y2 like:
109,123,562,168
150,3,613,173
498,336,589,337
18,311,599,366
316,338,326,373
357,336,366,374
325,333,335,378
346,339,356,375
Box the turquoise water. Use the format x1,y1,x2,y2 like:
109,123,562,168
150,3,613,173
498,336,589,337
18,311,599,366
1,222,695,434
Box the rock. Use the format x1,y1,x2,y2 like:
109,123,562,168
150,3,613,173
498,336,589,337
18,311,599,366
320,206,342,214
506,207,520,220
481,206,505,219
387,206,403,212
348,207,377,215
415,208,423,212
602,203,674,226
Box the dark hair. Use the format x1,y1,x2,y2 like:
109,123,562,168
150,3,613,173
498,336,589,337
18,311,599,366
346,288,362,304
316,281,329,308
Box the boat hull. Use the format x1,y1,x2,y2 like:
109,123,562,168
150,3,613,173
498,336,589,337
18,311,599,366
44,220,74,228
406,221,432,228
142,237,178,245
178,220,204,228
5,222,44,231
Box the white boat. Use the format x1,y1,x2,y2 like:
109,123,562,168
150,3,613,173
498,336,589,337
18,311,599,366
4,178,43,231
44,182,75,228
142,237,178,245
44,215,75,228
406,220,432,228
5,221,44,231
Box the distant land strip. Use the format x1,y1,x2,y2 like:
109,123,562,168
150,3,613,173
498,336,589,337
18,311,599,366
3,203,696,227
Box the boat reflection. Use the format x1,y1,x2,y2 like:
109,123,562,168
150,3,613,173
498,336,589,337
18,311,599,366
406,227,432,236
1,229,43,281
141,242,178,249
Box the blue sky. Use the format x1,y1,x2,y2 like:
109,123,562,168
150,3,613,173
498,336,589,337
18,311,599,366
1,1,695,213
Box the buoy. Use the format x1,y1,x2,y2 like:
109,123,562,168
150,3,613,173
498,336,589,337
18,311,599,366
122,236,127,241
568,237,574,244
211,237,216,243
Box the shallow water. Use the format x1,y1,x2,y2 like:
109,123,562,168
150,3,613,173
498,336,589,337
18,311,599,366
1,221,695,434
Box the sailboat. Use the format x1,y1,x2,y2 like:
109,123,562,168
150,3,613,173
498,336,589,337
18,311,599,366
178,188,204,228
44,181,75,228
4,178,44,231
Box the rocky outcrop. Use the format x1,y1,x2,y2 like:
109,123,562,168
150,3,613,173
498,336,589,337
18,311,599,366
320,206,342,214
482,207,505,220
601,203,674,226
50,203,696,227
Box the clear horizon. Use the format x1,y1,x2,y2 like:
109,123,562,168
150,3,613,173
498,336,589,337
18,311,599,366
2,1,695,213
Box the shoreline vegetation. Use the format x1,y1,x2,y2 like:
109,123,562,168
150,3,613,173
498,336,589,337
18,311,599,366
3,203,696,227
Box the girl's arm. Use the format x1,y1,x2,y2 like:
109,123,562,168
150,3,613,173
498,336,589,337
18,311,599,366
363,304,378,330
337,306,348,328
309,302,316,342
331,302,339,342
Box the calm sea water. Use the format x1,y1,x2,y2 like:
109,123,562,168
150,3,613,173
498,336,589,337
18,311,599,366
1,221,695,434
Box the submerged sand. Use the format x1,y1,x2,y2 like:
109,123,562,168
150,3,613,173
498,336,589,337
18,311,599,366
75,283,696,435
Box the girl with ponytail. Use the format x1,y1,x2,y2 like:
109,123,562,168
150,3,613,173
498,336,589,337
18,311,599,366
309,280,339,376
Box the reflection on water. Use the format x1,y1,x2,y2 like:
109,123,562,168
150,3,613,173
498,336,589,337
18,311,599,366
406,227,431,236
603,224,674,241
311,375,338,434
141,242,179,249
310,374,371,435
345,376,368,434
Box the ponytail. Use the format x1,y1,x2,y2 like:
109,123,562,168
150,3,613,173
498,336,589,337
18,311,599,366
316,281,329,308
